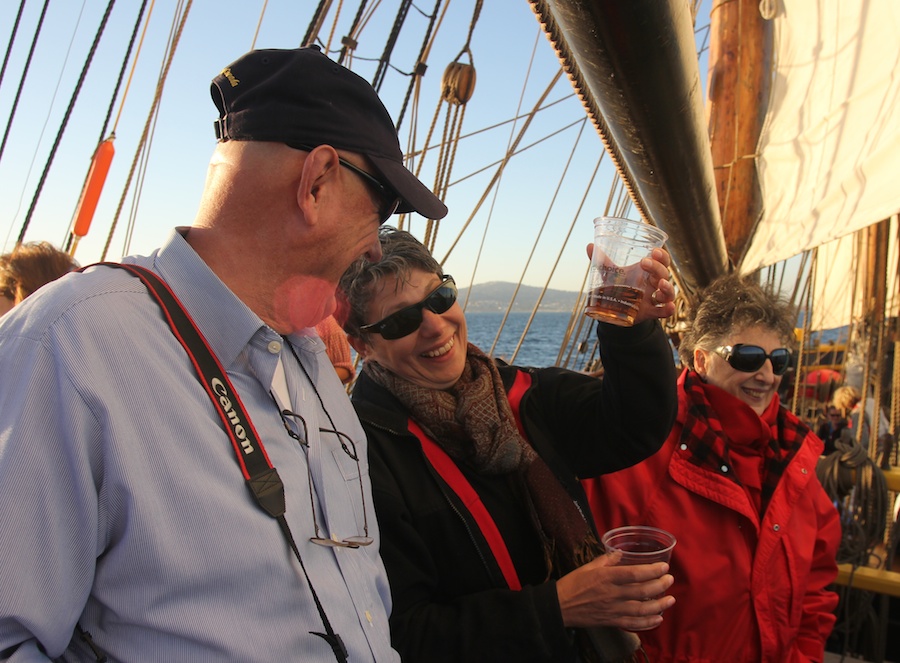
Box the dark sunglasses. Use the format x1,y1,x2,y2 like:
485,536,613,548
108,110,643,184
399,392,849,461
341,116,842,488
360,275,457,340
288,143,400,224
714,344,792,376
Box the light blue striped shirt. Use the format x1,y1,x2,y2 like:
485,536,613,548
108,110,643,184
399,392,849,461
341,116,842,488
0,229,398,662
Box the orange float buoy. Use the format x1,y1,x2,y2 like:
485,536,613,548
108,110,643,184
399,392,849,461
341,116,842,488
72,137,115,238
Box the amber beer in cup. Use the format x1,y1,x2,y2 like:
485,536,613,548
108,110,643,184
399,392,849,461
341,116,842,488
585,216,668,326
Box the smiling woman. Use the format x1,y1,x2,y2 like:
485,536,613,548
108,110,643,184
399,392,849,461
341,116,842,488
585,273,842,663
337,226,680,662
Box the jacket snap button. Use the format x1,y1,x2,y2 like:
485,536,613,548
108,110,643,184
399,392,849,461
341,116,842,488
773,524,780,532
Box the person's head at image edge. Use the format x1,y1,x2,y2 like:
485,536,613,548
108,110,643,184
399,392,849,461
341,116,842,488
678,273,796,417
199,46,447,333
0,241,78,316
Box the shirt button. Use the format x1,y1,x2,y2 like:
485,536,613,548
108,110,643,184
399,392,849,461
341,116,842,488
773,524,780,532
801,468,808,475
267,340,282,354
721,465,729,473
680,444,688,450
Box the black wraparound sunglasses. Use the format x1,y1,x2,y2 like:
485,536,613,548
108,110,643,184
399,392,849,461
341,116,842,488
714,344,792,376
360,275,457,340
288,143,401,224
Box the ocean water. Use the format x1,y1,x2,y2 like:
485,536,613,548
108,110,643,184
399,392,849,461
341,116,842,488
465,311,597,369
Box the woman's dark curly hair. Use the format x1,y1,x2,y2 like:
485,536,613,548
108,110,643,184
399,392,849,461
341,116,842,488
338,227,443,339
678,273,797,370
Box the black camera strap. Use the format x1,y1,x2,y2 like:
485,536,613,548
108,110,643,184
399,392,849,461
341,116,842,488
93,262,348,662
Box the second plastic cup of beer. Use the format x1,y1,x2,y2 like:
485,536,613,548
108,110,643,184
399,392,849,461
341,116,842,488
601,525,676,565
585,216,668,326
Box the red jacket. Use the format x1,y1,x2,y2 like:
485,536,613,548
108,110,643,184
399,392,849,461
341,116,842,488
584,369,841,663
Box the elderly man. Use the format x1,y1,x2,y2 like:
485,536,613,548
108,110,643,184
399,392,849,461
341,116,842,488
0,47,445,662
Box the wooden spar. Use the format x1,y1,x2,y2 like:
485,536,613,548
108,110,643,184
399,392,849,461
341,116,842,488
706,0,772,269
528,0,728,297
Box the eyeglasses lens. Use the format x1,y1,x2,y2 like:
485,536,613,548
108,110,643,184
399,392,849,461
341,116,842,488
368,278,457,340
726,345,790,375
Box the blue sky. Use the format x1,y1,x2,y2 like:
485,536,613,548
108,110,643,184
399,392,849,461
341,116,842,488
0,2,710,294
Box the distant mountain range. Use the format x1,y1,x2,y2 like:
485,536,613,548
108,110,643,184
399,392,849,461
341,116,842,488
458,281,581,313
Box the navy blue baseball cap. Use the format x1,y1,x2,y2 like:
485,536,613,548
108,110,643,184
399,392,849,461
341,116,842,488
211,46,447,220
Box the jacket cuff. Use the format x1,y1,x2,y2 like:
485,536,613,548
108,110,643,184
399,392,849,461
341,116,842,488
596,319,659,345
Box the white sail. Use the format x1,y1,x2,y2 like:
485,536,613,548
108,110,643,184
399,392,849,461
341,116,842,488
746,0,900,273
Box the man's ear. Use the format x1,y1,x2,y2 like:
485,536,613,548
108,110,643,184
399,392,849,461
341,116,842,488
348,334,370,358
297,145,341,226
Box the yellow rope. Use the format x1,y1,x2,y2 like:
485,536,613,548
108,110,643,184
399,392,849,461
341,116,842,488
111,0,157,134
250,0,269,50
101,0,193,260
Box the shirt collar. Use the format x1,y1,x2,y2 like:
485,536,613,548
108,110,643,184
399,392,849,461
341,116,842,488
126,227,269,372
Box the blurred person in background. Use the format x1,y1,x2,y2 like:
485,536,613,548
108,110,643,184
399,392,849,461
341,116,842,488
816,405,847,456
316,314,356,383
0,241,78,315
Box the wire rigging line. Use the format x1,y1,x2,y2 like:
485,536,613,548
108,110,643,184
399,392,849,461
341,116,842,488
372,0,412,92
0,0,51,167
463,23,541,311
396,1,451,231
0,0,27,92
3,0,90,251
104,0,152,142
394,0,443,131
16,0,118,246
503,122,596,365
100,0,193,260
439,67,564,267
64,0,152,254
336,0,372,64
250,0,270,50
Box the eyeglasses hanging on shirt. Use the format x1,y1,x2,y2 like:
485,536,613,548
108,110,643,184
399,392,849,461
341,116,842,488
272,400,373,548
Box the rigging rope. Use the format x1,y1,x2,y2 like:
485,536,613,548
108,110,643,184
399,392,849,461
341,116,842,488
440,68,564,267
411,1,481,251
16,0,117,245
492,118,589,361
0,0,50,167
394,0,443,131
250,0,270,50
100,0,193,260
507,133,600,366
302,0,334,48
336,0,371,64
66,0,151,254
791,248,816,417
372,0,412,92
0,0,27,92
816,432,890,658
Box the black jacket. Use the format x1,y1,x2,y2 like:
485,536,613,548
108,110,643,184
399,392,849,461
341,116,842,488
352,320,677,662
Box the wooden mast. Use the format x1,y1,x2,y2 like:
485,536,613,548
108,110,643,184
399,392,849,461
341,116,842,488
705,0,772,269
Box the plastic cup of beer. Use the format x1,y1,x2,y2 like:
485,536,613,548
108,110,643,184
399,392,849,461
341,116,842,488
585,217,668,326
601,525,676,566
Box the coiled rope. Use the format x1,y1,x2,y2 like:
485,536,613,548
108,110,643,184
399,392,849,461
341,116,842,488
817,431,891,659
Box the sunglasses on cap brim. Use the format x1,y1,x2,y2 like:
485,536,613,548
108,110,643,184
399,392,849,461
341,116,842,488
713,344,792,376
359,276,457,340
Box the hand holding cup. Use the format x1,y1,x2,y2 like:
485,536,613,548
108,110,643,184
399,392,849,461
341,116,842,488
555,551,675,632
584,217,674,325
